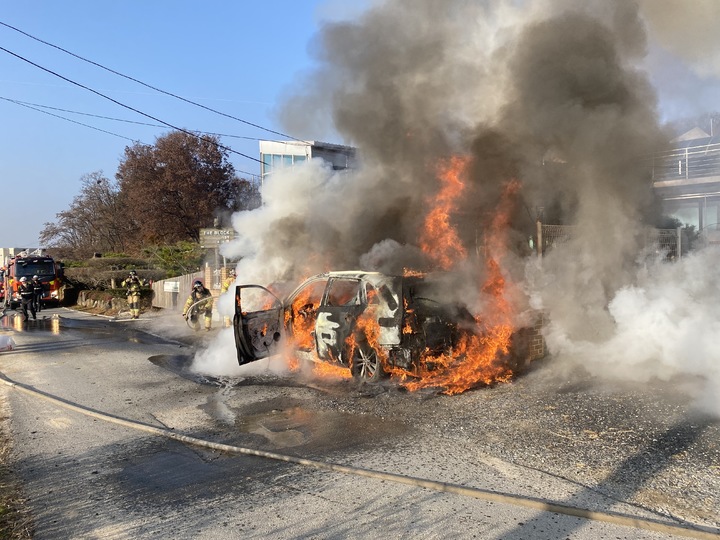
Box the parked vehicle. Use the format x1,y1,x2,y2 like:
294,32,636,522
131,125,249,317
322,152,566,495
233,271,476,382
3,252,64,309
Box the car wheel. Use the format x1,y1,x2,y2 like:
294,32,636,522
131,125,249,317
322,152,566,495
351,342,383,382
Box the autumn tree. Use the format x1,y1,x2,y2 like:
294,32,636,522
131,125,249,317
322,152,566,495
234,177,262,212
116,131,240,247
39,171,132,258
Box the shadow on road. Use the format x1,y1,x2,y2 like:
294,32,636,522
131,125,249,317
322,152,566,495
498,414,720,539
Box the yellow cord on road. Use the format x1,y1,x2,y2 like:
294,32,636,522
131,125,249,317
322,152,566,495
1,372,718,540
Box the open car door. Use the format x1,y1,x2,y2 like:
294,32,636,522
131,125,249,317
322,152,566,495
234,285,284,366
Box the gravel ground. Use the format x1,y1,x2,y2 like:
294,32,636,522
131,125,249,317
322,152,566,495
159,305,720,533
277,359,720,531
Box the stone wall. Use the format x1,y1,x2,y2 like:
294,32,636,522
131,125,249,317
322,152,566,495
509,311,547,372
76,290,127,312
75,290,151,315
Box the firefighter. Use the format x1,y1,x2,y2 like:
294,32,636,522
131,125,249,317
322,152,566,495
18,277,36,322
220,268,236,327
31,275,43,313
182,280,213,331
121,270,143,319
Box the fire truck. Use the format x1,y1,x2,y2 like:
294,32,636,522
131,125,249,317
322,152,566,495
3,252,64,309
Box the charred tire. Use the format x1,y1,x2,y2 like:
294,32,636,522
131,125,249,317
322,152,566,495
351,342,383,382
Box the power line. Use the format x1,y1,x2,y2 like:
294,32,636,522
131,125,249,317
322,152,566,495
0,96,260,177
0,45,264,165
0,20,303,142
1,97,162,128
1,96,137,142
0,96,265,140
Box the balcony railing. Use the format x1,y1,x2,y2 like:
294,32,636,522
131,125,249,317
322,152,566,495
651,141,720,182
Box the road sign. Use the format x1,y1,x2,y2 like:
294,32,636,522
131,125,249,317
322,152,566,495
199,228,235,248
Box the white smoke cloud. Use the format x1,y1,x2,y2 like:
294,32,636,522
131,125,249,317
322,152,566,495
191,328,293,378
541,247,720,415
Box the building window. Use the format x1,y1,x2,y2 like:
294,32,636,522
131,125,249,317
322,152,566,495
261,153,272,178
261,153,310,179
664,200,700,229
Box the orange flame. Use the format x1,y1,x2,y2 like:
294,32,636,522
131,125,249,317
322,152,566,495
403,257,514,395
311,362,352,379
345,307,388,373
286,286,318,350
419,156,469,270
287,356,300,372
402,298,414,334
402,168,522,394
402,268,426,278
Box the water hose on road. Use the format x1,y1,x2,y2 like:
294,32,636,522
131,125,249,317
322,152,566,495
183,298,213,330
1,372,718,540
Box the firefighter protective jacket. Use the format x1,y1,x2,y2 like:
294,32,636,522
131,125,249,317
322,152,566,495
18,282,34,301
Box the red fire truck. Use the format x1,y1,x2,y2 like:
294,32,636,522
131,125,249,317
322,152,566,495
3,252,64,309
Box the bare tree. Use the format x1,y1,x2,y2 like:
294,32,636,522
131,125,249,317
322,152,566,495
234,177,262,212
116,131,238,247
40,171,131,258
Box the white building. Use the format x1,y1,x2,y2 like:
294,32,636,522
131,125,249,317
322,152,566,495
259,140,357,185
652,128,720,235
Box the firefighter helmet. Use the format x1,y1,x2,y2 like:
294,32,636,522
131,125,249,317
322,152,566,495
193,280,203,290
129,270,137,276
19,277,27,282
32,275,39,280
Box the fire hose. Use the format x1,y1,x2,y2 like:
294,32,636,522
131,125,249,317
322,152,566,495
183,298,213,330
0,372,718,539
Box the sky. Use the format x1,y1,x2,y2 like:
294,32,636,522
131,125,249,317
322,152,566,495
0,1,364,248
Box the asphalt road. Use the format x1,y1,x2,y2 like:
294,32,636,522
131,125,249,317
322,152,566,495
0,307,718,539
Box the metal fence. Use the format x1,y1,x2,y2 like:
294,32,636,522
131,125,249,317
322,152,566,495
537,223,682,260
150,272,204,311
645,228,682,257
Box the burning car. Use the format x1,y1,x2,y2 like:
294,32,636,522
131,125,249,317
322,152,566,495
233,271,478,382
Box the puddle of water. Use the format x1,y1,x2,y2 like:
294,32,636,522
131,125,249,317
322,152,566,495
1,311,61,334
235,404,409,451
236,407,312,448
2,313,181,349
148,356,410,451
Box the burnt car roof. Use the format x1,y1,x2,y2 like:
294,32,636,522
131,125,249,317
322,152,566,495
273,271,451,300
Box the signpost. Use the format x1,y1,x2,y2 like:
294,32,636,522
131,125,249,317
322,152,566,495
199,228,235,289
